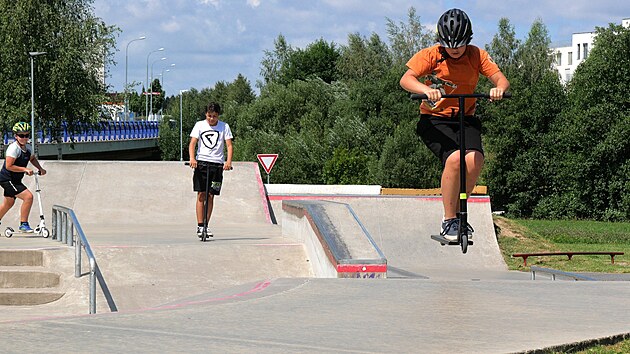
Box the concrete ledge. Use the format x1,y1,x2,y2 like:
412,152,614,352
266,184,381,196
282,200,386,278
381,185,488,196
0,271,60,288
0,250,44,267
0,290,65,306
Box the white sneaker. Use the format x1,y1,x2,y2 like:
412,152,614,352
197,226,213,238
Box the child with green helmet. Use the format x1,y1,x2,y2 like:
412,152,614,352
0,122,47,232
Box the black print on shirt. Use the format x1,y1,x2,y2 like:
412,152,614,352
201,130,219,149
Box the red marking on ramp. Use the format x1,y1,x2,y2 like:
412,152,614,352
337,264,387,273
254,163,273,224
269,195,490,203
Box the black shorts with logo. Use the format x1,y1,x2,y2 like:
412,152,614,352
193,161,224,195
416,114,484,166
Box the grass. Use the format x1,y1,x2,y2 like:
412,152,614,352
494,216,630,273
495,216,630,353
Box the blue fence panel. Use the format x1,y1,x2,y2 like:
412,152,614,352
3,120,160,149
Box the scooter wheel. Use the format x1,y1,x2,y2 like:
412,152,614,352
461,235,468,254
41,228,50,238
4,227,14,238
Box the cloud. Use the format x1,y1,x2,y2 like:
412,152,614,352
161,18,182,33
237,19,247,33
199,0,219,7
247,0,261,8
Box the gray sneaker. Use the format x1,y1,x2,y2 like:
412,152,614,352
196,226,204,237
440,218,459,241
440,219,474,241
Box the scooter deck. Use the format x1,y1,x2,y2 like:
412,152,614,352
5,232,43,238
431,234,473,246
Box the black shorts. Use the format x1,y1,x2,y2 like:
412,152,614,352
416,114,484,166
0,180,27,198
193,161,224,195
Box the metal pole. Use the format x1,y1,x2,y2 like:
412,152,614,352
161,69,168,92
458,96,467,236
179,89,188,161
124,36,146,121
150,57,166,120
161,63,175,97
29,51,46,156
145,48,164,119
75,235,82,278
89,267,96,314
30,56,35,153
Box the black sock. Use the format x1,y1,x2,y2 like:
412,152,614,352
198,223,204,227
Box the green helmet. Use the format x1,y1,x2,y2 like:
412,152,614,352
12,122,31,134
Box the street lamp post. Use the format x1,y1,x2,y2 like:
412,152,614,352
149,57,166,120
179,89,189,161
124,36,146,121
161,63,175,92
145,47,164,118
29,51,46,156
161,70,169,90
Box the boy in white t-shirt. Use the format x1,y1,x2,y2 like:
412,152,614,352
188,103,233,237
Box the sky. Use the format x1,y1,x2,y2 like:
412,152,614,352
93,0,630,96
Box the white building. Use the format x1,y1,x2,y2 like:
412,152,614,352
552,18,629,83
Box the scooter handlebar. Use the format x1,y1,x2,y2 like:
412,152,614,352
184,162,233,170
410,92,512,100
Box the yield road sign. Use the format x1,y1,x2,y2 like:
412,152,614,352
257,154,278,174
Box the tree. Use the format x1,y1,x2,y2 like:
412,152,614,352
484,18,520,78
259,34,292,88
337,33,392,82
277,39,340,85
0,0,118,140
150,79,164,115
386,7,435,66
481,19,566,217
375,119,441,188
537,23,630,221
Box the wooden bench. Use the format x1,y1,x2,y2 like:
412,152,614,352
512,252,624,266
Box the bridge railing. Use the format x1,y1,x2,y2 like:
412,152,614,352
3,120,160,145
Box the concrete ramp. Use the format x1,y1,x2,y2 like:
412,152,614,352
3,161,270,228
343,196,506,273
270,195,506,277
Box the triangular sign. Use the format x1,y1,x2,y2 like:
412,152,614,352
257,154,278,174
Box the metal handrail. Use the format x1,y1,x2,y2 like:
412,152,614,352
530,266,596,281
51,205,97,314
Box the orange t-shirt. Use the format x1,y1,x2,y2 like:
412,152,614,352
406,44,501,117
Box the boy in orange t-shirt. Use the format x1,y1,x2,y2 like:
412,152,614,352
399,8,510,241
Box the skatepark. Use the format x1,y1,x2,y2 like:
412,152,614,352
0,161,628,353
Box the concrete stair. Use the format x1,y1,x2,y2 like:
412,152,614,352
0,250,65,306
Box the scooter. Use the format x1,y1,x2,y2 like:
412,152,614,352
411,92,511,253
185,161,232,242
4,172,50,238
